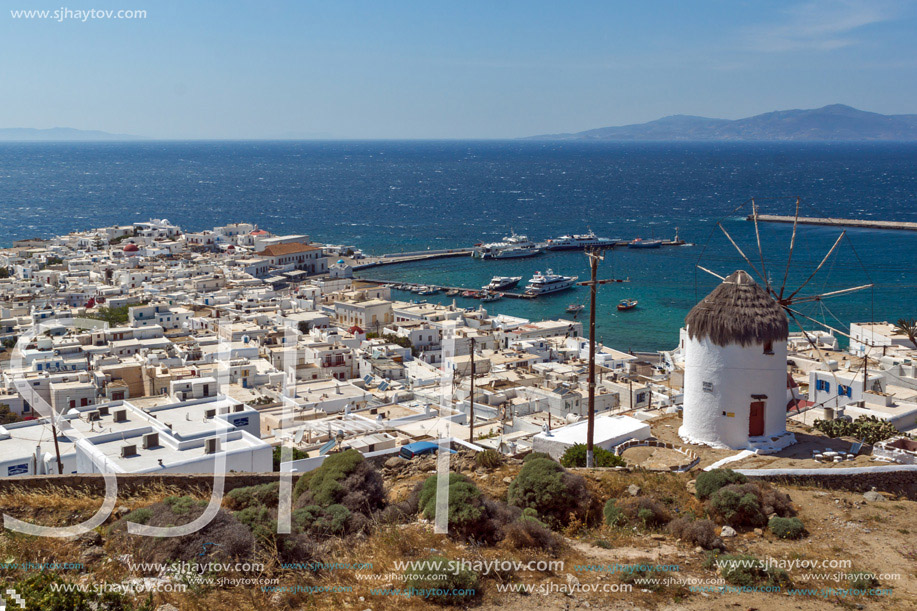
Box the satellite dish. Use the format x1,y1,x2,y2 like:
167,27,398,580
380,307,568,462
293,428,305,444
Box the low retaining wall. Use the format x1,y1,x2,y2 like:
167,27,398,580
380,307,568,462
615,439,700,472
0,472,300,497
735,464,917,500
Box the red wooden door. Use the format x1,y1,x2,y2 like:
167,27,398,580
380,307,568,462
749,401,765,436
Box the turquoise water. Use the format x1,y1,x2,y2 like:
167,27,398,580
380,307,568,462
0,140,914,350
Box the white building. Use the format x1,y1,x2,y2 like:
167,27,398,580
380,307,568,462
679,270,795,452
532,414,650,460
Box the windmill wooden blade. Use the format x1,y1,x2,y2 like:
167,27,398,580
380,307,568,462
779,196,800,300
717,222,767,286
790,284,873,304
785,231,845,302
696,265,726,281
786,310,845,411
786,307,858,342
751,198,772,294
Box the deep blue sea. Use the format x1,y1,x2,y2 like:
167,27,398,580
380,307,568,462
1,141,915,351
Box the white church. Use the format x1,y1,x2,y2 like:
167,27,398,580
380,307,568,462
679,270,796,453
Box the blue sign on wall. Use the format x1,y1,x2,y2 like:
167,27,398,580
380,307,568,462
7,463,29,476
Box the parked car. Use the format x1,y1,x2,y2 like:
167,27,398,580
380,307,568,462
399,441,456,459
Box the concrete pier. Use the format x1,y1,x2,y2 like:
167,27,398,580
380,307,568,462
749,214,917,232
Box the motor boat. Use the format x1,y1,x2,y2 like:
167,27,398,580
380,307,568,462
483,276,522,291
617,299,638,311
524,269,578,296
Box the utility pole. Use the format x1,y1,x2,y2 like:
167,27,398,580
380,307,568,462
468,337,476,443
51,395,64,474
576,248,617,468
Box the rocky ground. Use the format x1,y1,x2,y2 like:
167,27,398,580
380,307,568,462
0,453,914,610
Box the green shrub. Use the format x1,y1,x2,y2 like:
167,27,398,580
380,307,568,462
272,446,308,470
603,499,625,527
299,449,365,505
234,505,276,543
523,451,553,463
475,449,503,468
711,553,792,589
507,457,590,528
768,516,806,539
225,482,280,511
709,486,766,528
695,469,747,500
559,443,626,468
293,448,385,515
125,507,152,525
419,474,484,532
164,495,206,516
312,504,351,536
403,555,479,605
10,572,153,611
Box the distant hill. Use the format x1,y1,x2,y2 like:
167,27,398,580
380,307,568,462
0,127,142,141
528,105,917,141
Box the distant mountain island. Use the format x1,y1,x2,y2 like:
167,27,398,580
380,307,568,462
527,105,917,142
0,127,142,141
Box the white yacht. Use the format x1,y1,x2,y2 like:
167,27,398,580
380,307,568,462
525,269,578,296
483,276,522,291
544,230,618,251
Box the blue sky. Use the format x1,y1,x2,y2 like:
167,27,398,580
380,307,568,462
2,0,915,138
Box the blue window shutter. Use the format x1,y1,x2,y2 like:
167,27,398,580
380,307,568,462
825,382,831,394
847,386,852,398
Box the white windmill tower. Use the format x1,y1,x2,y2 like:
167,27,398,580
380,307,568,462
680,270,795,451
685,197,875,452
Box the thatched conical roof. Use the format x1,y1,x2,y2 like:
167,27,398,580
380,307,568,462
685,270,788,347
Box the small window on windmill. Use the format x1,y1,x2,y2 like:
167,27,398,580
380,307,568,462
702,381,714,393
763,341,774,355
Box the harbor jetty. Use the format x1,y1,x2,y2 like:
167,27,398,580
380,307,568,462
749,213,917,232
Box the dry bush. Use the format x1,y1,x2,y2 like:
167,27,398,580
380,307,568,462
667,517,723,550
107,496,256,568
502,518,563,554
620,497,672,528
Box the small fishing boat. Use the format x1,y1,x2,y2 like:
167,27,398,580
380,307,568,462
417,286,439,295
565,304,585,314
617,299,638,311
461,290,477,298
627,238,662,249
445,289,461,296
480,292,503,302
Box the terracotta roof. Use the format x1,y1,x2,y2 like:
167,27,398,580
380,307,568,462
256,242,319,257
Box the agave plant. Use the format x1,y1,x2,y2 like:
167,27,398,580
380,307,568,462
813,415,900,445
894,318,917,349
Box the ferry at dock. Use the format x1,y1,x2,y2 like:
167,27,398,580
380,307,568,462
472,231,542,259
524,269,578,296
544,230,618,251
